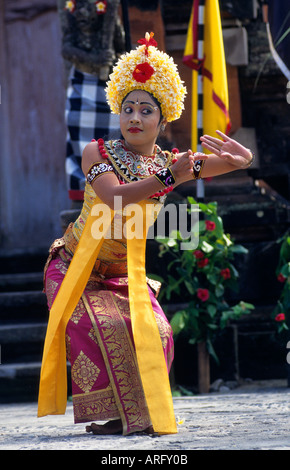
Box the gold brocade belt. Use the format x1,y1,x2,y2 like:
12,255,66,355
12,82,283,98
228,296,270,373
44,224,161,294
64,223,128,278
43,234,127,286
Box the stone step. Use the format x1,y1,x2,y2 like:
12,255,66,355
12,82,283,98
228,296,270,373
0,322,47,343
0,362,42,403
0,361,42,379
0,290,48,322
0,323,47,363
0,272,44,292
0,248,47,275
0,362,72,404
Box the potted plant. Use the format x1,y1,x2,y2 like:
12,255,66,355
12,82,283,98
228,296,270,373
272,231,290,386
156,196,254,393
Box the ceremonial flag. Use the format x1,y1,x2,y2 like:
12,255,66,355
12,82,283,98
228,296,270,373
266,0,290,80
183,0,231,154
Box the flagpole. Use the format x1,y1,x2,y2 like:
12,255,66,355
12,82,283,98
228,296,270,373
196,0,205,202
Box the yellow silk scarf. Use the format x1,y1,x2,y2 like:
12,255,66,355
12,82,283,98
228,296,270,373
126,200,177,434
38,196,177,434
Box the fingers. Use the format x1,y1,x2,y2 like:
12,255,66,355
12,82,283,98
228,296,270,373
193,151,209,161
200,140,220,155
172,149,208,176
200,130,231,151
215,130,229,141
200,134,222,147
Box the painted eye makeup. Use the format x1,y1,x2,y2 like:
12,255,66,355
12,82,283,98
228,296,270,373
121,101,158,115
122,105,133,114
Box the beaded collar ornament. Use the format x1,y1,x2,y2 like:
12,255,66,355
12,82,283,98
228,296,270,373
92,138,178,201
105,32,187,122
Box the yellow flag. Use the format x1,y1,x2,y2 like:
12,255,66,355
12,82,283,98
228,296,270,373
183,0,231,150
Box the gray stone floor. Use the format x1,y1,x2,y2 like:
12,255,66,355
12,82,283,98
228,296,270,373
0,380,289,452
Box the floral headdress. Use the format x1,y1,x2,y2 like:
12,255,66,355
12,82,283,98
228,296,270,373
105,32,187,122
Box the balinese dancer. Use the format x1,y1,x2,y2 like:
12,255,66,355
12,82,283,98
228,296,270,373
38,32,254,436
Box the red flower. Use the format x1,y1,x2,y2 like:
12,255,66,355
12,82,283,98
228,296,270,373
277,273,286,283
275,313,286,322
193,250,204,259
137,32,158,50
220,268,231,280
197,288,210,302
132,62,155,83
205,220,216,231
197,258,209,268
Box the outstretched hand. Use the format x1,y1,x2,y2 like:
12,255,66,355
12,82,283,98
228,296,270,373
200,130,253,169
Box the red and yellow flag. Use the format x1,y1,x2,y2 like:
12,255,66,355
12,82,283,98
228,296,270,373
183,0,231,151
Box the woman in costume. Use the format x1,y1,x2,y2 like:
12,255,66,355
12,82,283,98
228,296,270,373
38,33,254,436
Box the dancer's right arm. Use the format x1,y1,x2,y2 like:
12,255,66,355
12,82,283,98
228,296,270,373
81,142,205,209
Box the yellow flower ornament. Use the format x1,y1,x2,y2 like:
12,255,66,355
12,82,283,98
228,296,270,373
105,32,187,122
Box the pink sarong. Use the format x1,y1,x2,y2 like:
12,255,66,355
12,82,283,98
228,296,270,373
44,247,174,435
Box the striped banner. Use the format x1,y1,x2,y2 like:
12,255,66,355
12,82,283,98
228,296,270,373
183,0,231,199
196,0,205,199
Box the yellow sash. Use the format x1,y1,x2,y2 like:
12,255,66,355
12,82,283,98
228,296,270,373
38,196,177,434
126,200,177,434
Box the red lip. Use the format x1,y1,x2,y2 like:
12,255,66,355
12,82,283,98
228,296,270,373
128,127,142,133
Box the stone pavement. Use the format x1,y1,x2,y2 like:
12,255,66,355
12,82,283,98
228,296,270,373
0,380,289,454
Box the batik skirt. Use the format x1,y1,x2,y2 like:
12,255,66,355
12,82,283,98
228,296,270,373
44,247,174,435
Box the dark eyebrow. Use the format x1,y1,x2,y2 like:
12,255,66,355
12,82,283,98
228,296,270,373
123,100,155,107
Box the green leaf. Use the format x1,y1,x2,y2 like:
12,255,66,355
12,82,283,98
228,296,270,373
214,216,224,238
188,305,199,318
230,244,248,254
206,339,220,364
206,273,219,285
146,273,164,283
207,304,217,317
170,310,187,336
215,284,224,297
188,337,198,345
178,385,194,396
281,262,290,277
184,279,196,295
207,323,218,330
198,202,214,214
187,196,198,205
